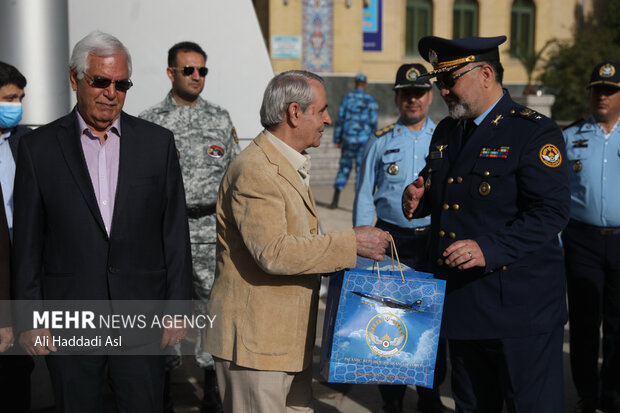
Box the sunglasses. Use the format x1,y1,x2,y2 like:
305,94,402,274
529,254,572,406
434,65,484,90
84,73,133,92
171,66,208,77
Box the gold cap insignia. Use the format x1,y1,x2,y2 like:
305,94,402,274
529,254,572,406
406,67,420,81
600,63,616,78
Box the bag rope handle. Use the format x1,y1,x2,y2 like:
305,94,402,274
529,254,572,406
373,235,406,283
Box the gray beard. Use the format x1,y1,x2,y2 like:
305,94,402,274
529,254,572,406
448,102,470,119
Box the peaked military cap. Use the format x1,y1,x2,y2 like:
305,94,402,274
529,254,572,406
354,73,368,82
588,61,620,90
418,35,507,76
393,63,431,90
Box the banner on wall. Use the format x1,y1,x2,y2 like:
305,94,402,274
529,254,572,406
302,0,333,72
363,0,382,51
271,35,302,59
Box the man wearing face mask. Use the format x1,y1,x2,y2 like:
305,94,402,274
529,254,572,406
0,62,28,240
0,61,34,412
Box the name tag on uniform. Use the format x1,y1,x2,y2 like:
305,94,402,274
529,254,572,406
572,139,588,148
384,148,400,154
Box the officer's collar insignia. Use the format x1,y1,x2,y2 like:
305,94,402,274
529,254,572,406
572,139,589,148
479,146,509,159
207,145,225,158
520,108,534,116
406,68,420,81
429,49,438,67
430,144,448,159
491,114,503,126
600,63,616,78
539,144,562,168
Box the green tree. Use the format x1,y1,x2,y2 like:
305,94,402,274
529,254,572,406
539,0,620,121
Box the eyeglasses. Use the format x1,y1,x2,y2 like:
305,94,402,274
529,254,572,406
434,65,484,90
171,66,208,77
84,73,133,92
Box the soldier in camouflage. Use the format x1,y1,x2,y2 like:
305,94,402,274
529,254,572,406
329,73,378,209
140,41,239,413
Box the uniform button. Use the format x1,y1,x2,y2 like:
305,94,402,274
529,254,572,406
442,204,450,210
452,204,460,210
439,230,445,237
108,266,118,273
428,168,433,173
447,177,454,184
456,177,463,183
502,265,507,270
489,269,495,273
484,171,490,177
310,228,317,235
437,258,444,266
449,232,456,239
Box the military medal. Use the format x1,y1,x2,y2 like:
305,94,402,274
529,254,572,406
478,181,491,196
387,163,399,175
573,160,583,172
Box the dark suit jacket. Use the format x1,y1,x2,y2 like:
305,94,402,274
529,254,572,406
414,92,570,340
11,110,192,331
0,125,29,328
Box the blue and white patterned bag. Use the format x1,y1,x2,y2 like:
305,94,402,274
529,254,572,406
319,253,446,387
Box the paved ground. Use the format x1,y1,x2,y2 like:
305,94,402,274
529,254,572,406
31,182,584,412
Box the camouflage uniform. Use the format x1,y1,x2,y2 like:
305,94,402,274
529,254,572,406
140,92,240,368
333,88,378,190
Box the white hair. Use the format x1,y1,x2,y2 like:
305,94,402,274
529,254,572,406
69,31,132,79
260,70,323,130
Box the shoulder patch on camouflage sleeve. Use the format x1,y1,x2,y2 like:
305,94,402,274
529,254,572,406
231,126,239,144
375,123,395,137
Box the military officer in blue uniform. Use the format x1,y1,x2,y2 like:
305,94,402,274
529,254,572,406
355,63,447,413
402,36,570,412
562,61,620,413
329,73,378,209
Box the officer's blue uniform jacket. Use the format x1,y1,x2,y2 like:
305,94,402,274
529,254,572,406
412,92,570,340
354,117,434,228
564,117,620,226
333,88,378,145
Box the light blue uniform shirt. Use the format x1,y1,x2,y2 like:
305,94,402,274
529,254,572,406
0,130,16,239
354,117,435,228
564,117,620,227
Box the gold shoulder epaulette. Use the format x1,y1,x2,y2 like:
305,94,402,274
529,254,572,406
375,123,395,137
509,107,542,121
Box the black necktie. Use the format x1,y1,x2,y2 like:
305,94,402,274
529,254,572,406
464,120,477,140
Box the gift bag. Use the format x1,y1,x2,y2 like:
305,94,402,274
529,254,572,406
319,240,446,387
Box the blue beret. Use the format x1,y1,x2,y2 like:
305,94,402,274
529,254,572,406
354,73,367,82
588,61,620,90
418,35,507,76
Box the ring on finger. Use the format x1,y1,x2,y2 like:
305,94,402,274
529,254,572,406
468,252,473,259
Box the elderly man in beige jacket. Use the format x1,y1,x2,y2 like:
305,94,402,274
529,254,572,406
204,70,391,413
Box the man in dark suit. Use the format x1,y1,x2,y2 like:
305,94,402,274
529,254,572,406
0,61,34,413
403,36,570,412
11,31,192,412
